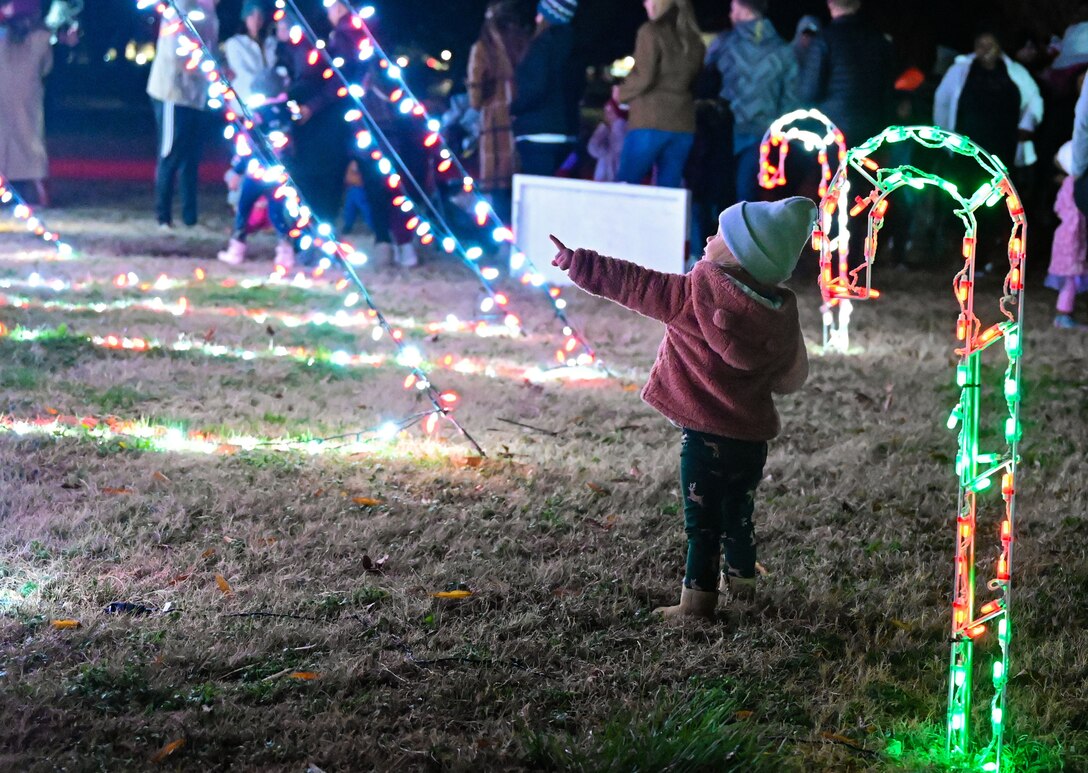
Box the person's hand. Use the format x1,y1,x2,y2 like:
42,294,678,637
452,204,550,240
550,234,574,271
297,104,313,125
611,84,622,104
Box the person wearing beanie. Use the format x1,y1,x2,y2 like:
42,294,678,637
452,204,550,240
510,0,580,176
614,0,705,188
549,195,815,620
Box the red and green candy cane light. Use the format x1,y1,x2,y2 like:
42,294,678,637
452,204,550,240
814,125,1026,772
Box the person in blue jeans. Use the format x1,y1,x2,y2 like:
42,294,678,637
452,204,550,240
614,0,705,188
705,0,798,203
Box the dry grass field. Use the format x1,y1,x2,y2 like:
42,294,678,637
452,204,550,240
1,181,1087,772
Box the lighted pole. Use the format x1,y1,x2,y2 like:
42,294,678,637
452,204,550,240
814,126,1026,772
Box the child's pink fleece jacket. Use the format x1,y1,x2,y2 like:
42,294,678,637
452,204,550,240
567,250,808,441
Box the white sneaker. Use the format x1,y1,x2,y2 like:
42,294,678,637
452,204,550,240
395,241,419,268
217,238,246,266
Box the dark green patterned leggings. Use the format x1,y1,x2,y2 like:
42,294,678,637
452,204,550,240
680,428,768,591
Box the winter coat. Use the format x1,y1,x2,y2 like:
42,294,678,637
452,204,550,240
511,24,576,138
222,33,278,104
933,54,1043,167
587,118,627,181
797,13,893,146
0,27,52,181
146,0,219,109
566,252,808,441
1049,176,1088,277
467,23,527,192
1074,79,1088,178
706,18,797,141
617,10,705,134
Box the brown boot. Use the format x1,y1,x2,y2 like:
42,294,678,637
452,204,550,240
719,572,757,602
653,586,718,620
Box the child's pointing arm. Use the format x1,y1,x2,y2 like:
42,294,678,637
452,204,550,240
550,235,689,325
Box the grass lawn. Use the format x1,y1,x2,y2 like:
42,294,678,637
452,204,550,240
1,181,1086,771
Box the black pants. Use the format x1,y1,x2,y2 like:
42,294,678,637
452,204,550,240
152,99,205,226
680,428,768,590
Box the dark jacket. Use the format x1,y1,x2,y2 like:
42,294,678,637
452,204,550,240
510,24,576,137
706,17,797,140
797,13,893,145
617,9,705,134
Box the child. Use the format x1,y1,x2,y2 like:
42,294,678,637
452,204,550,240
587,98,628,182
549,196,814,618
1046,141,1088,328
218,70,296,269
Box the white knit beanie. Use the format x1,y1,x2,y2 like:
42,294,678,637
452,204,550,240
718,197,817,285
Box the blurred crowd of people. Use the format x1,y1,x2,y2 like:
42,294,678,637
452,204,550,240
1,0,1088,320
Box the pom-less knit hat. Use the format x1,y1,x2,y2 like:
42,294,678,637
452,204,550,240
538,0,577,25
718,197,817,285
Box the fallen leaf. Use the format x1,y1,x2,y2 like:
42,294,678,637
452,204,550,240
150,738,186,764
622,384,639,392
353,496,383,507
755,562,770,576
201,548,216,559
152,471,171,483
289,671,320,680
432,589,473,599
821,732,866,750
215,574,233,595
458,456,483,468
586,482,610,496
891,619,913,631
102,487,134,495
203,327,216,343
735,710,754,720
169,573,191,585
312,488,325,498
51,619,81,629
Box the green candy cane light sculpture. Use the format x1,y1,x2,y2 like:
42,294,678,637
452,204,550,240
814,126,1025,772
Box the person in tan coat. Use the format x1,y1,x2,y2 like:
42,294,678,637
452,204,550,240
614,0,705,188
0,13,53,206
467,0,529,222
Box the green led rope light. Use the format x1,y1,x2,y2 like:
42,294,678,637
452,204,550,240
815,126,1026,772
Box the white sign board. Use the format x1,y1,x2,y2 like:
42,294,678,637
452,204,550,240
512,174,689,286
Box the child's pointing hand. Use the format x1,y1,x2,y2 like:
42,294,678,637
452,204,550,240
550,234,574,271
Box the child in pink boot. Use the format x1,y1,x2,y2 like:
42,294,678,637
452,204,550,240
218,70,296,270
1047,141,1088,329
550,196,814,619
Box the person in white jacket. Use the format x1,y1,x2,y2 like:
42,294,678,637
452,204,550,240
222,0,276,105
933,29,1043,173
145,0,219,228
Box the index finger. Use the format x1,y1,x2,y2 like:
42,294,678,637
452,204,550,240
548,234,567,252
